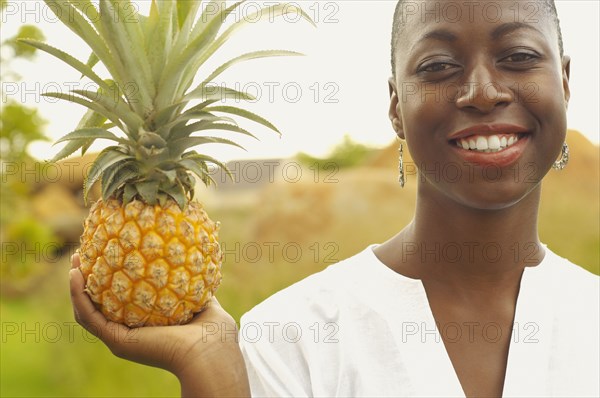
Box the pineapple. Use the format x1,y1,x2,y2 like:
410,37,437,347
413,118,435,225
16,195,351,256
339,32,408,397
21,0,314,327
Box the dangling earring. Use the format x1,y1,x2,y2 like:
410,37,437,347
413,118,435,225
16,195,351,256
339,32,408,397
552,142,569,170
398,141,405,187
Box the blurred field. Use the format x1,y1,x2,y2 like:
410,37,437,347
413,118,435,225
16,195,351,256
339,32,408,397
1,130,598,397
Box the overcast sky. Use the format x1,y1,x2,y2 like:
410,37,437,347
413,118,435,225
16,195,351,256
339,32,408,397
2,0,598,162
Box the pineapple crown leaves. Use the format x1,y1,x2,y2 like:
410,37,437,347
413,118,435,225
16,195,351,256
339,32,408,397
20,0,316,208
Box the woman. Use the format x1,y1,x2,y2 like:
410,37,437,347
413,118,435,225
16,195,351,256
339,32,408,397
70,0,599,396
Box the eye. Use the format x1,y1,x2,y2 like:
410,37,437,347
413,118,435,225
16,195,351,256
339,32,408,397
502,51,539,63
417,62,456,73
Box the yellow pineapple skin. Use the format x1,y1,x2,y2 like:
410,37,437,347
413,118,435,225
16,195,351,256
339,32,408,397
79,198,222,327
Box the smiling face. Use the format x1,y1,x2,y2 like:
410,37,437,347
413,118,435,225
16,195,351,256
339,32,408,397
388,0,571,210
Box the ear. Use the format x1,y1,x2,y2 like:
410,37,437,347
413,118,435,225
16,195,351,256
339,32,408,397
561,55,571,109
388,77,405,140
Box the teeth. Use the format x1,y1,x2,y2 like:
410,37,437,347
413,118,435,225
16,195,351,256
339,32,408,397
476,136,488,150
456,134,521,153
488,135,500,150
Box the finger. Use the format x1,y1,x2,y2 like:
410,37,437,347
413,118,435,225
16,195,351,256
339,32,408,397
210,296,222,308
69,268,129,342
69,268,100,331
188,296,234,328
70,251,80,270
202,297,227,315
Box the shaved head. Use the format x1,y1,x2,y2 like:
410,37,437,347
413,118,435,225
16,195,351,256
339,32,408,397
390,0,564,77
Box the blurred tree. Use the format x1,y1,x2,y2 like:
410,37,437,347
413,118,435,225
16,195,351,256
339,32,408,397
4,24,46,58
0,101,48,161
297,134,375,169
1,7,59,296
1,13,45,80
1,3,48,162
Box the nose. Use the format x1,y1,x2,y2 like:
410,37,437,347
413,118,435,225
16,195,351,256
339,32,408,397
455,62,513,113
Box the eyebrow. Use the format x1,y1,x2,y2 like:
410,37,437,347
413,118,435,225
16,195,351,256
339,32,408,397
414,22,542,51
490,22,542,40
420,29,457,43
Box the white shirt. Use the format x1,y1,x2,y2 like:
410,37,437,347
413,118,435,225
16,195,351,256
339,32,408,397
239,244,600,397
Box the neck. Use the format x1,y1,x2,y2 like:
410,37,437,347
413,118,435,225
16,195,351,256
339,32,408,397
377,181,546,300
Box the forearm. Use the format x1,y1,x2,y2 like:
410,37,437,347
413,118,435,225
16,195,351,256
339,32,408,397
177,341,251,398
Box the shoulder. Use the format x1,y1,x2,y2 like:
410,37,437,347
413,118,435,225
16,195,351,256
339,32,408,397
541,246,598,292
240,245,376,326
238,246,383,397
536,247,599,393
536,246,599,314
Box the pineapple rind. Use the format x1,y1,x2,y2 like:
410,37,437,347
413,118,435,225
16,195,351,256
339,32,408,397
80,198,222,327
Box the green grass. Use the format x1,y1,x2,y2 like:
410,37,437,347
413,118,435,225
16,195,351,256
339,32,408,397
1,259,179,397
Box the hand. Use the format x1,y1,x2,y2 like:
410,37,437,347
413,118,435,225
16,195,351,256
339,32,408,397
69,252,250,397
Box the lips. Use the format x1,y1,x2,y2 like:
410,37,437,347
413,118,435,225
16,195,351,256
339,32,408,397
448,124,531,167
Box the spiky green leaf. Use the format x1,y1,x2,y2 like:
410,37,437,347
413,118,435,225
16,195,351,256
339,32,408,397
176,2,315,101
85,52,99,69
77,108,108,131
167,113,237,137
205,105,281,135
145,0,173,87
55,128,127,145
80,51,99,79
156,1,242,109
135,180,160,204
171,0,202,57
176,0,198,30
158,181,187,210
188,0,225,43
173,190,187,209
42,92,123,130
17,39,111,92
69,0,100,26
70,89,143,134
98,0,154,114
182,151,233,182
202,50,303,85
179,157,217,187
84,146,133,204
171,136,246,158
43,0,119,81
75,107,107,155
157,168,178,183
50,139,89,162
183,85,256,102
123,184,138,205
177,122,257,141
101,160,139,200
170,111,221,126
152,102,185,129
179,99,219,117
